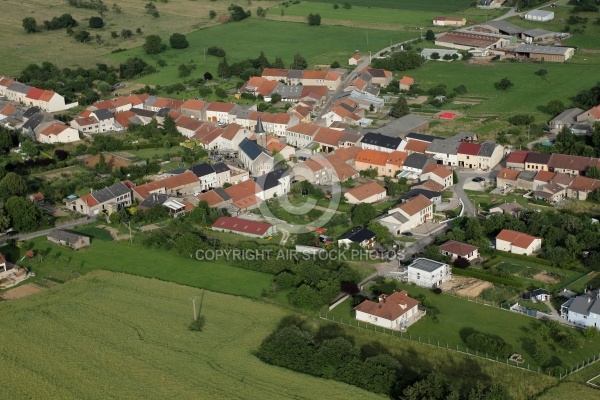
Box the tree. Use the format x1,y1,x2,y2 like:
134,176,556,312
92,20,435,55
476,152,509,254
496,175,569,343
389,96,409,118
343,2,352,9
22,17,38,33
96,81,112,95
20,139,39,159
89,16,104,28
121,29,133,39
453,257,470,269
111,31,118,38
0,129,13,153
253,51,270,70
423,245,448,263
307,13,322,26
178,64,192,78
4,196,42,232
94,153,109,174
74,30,91,43
272,57,285,69
368,221,392,246
0,172,27,199
442,54,453,61
144,35,163,55
351,203,377,226
256,7,267,18
170,33,189,49
588,165,600,179
333,3,339,9
535,69,548,78
546,99,566,116
425,29,435,41
217,58,230,78
584,326,599,340
270,93,282,104
430,52,440,60
175,232,207,258
209,10,217,19
453,170,459,184
229,5,250,21
0,209,10,233
215,87,228,99
508,114,534,126
291,53,308,69
494,77,513,91
330,61,340,68
145,2,160,18
136,27,143,35
207,46,226,57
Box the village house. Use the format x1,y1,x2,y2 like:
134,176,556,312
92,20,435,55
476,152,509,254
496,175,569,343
206,102,236,124
439,240,479,261
354,291,423,330
548,153,599,176
389,194,433,230
567,176,600,201
401,188,442,204
477,141,504,170
495,229,542,255
344,181,386,204
425,133,477,167
238,138,275,176
457,142,482,169
224,180,262,213
406,258,452,288
0,77,78,112
402,153,433,176
532,288,551,302
577,105,600,123
524,152,551,172
348,53,363,66
561,293,600,329
360,132,403,153
505,150,529,170
132,171,201,201
255,169,291,199
399,76,415,91
47,230,91,250
363,68,393,87
173,162,231,191
34,121,79,143
179,98,208,120
420,164,453,188
68,181,134,216
338,228,376,249
549,108,584,131
489,201,524,217
212,216,276,238
496,168,521,190
196,188,232,208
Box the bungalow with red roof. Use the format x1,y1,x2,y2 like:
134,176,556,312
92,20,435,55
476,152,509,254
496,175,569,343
457,142,482,169
212,216,276,238
344,181,386,204
348,53,363,66
496,229,542,255
399,76,415,91
34,121,79,143
439,240,479,261
354,291,423,330
132,171,201,201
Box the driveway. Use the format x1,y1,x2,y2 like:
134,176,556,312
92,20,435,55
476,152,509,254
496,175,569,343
453,170,491,216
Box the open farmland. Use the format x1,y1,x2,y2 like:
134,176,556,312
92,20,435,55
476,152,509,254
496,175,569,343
13,236,273,298
305,0,477,12
0,0,245,75
0,271,381,400
106,19,417,86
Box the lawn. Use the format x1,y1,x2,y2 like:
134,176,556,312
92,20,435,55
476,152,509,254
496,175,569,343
6,236,273,298
0,271,380,400
305,0,478,12
106,19,418,86
536,382,600,400
409,52,600,117
0,0,239,75
328,282,600,372
269,3,504,29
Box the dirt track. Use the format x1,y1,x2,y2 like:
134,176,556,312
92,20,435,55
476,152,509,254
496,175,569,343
2,283,44,300
440,275,492,298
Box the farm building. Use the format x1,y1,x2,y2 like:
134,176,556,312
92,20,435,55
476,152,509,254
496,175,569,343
211,216,276,238
521,29,555,43
354,291,424,330
514,44,574,62
406,258,452,288
47,230,91,250
433,17,467,27
474,20,524,37
420,49,462,61
435,31,513,51
524,10,554,22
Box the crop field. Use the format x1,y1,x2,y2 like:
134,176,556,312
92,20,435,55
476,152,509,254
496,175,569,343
0,271,380,399
305,0,477,12
270,2,505,28
410,52,600,117
106,19,417,86
13,236,273,298
328,282,600,372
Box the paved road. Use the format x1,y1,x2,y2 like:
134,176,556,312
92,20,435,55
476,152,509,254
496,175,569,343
452,169,495,217
0,217,97,246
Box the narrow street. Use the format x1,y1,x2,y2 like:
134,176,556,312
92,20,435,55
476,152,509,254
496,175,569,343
0,217,97,246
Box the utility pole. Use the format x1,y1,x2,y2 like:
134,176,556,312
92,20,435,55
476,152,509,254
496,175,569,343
190,296,199,321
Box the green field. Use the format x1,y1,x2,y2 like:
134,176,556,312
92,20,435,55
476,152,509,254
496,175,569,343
272,2,504,28
11,236,273,298
305,0,477,12
106,19,417,86
536,382,600,400
0,271,381,399
410,52,600,117
329,283,600,371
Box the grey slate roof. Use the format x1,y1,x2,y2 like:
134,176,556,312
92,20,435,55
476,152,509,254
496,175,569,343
22,106,40,119
404,153,430,170
157,108,171,117
21,113,45,131
522,29,554,38
48,229,87,243
339,228,376,243
478,141,498,157
8,82,31,94
517,170,537,181
401,189,441,202
94,109,114,121
239,137,270,160
288,70,304,80
426,138,462,155
367,69,387,78
525,152,551,164
374,114,429,137
406,133,442,143
91,182,131,203
213,187,232,201
273,85,303,99
515,44,572,56
551,108,584,124
378,211,409,224
565,295,600,316
139,193,169,208
144,96,159,107
130,107,157,118
255,168,289,191
525,9,554,18
480,20,524,35
408,258,447,273
188,162,216,178
361,132,402,150
213,162,230,174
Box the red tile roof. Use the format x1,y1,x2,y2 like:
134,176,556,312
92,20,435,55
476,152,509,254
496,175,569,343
196,190,227,207
133,171,199,199
400,76,414,85
221,123,244,140
212,216,273,236
569,176,600,192
207,102,236,113
420,180,444,192
404,140,429,154
301,85,328,99
262,68,288,78
345,182,386,201
181,99,207,111
439,240,478,257
40,123,69,136
586,105,600,119
39,90,56,102
80,193,99,207
356,149,388,166
397,194,432,216
224,180,261,202
497,168,520,181
496,229,540,250
386,151,408,167
114,111,137,128
25,87,44,100
506,150,529,164
354,291,419,321
0,77,14,87
0,104,16,116
457,142,482,156
534,170,556,183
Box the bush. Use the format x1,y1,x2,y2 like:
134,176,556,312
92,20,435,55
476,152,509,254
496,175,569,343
465,332,513,359
483,256,502,268
88,16,104,28
169,33,189,49
207,46,226,57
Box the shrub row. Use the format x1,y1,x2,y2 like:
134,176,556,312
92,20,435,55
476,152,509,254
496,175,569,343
483,256,502,268
453,268,523,288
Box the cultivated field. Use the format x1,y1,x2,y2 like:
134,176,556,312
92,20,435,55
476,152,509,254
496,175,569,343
0,0,246,75
0,271,381,399
106,19,417,86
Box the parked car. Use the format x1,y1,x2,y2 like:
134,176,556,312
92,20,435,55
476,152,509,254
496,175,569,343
472,177,485,182
402,232,413,237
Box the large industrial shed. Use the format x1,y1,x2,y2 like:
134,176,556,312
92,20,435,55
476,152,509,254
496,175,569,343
514,44,574,62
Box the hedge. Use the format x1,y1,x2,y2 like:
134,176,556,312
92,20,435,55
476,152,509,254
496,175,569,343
483,256,502,268
453,268,523,288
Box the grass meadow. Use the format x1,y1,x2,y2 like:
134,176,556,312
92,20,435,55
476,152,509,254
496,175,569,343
305,0,477,12
106,19,418,86
328,282,600,373
0,271,382,400
536,382,600,400
10,236,273,298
